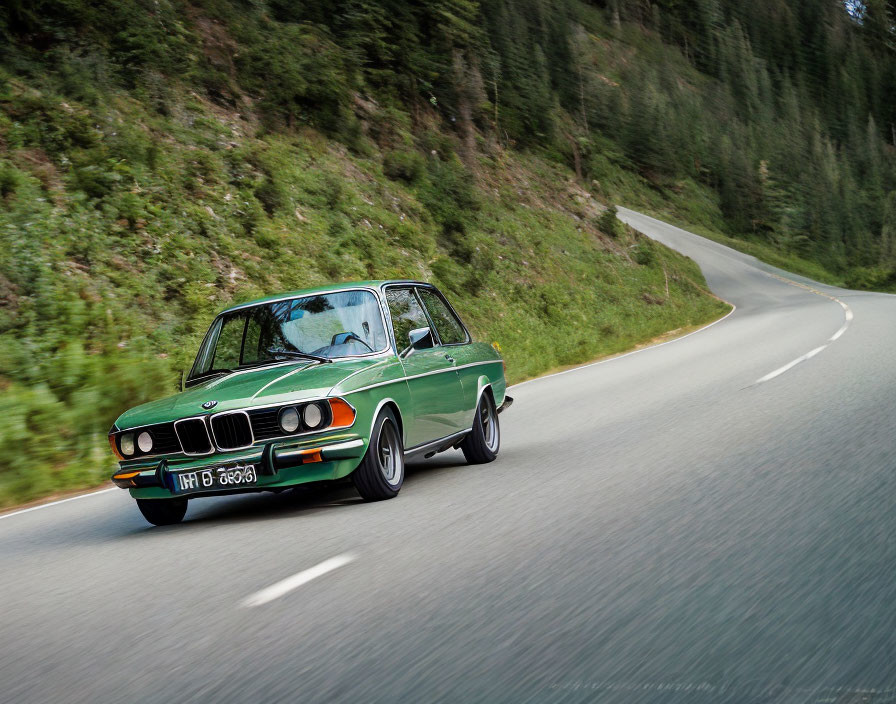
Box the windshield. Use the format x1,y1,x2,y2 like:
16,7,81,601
189,290,388,380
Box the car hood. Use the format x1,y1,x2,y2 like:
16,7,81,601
115,358,382,429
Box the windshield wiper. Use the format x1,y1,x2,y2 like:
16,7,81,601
266,348,332,364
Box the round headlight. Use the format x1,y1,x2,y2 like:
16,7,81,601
303,403,324,430
120,433,135,456
279,406,300,434
137,431,153,453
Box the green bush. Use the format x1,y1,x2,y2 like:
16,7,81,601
599,205,625,239
383,150,425,183
0,163,22,199
254,177,287,216
417,154,478,240
70,164,119,200
633,241,656,266
846,266,896,291
0,328,178,505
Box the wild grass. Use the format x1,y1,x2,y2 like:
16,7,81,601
0,79,727,506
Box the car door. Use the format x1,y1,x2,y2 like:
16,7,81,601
416,286,480,419
385,286,465,448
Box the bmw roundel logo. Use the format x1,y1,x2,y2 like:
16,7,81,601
201,400,218,410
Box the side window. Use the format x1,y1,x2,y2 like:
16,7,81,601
386,288,432,352
418,288,468,344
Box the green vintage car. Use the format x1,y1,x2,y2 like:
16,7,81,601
108,281,511,526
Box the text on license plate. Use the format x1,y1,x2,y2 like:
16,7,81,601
177,464,257,492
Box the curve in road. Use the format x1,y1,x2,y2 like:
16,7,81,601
2,209,894,704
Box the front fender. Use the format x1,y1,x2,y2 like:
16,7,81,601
339,382,413,451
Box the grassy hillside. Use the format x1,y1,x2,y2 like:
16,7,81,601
0,71,727,506
7,0,889,506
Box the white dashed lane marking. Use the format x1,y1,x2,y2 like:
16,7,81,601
240,554,357,607
755,345,829,384
753,275,853,386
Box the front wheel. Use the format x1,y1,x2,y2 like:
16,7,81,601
460,391,500,464
351,409,405,501
136,498,188,526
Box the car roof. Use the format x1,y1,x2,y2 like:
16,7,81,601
219,280,431,314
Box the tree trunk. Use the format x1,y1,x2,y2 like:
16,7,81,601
579,72,588,130
452,50,477,166
566,133,582,180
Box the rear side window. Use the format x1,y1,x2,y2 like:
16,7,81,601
418,288,468,344
386,288,431,351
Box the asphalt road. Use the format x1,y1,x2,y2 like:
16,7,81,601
2,209,895,703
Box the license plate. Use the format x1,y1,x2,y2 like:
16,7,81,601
173,464,258,494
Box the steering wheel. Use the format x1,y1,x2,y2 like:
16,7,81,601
331,331,375,353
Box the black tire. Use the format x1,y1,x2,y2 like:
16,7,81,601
351,409,405,501
136,498,188,526
460,391,500,464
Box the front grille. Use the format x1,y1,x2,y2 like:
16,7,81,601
150,422,181,455
248,408,282,441
211,412,253,450
175,418,213,455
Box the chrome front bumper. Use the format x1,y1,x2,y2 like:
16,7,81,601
112,433,368,493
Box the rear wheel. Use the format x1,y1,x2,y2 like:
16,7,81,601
351,409,404,501
136,498,188,526
460,391,500,464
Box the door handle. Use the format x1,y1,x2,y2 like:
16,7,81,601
444,354,456,364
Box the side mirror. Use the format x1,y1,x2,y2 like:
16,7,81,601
404,326,434,356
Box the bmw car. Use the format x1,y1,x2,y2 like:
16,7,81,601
108,281,512,526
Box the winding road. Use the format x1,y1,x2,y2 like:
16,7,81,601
2,209,895,703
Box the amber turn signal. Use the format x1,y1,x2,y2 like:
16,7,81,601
112,471,141,480
111,469,141,488
328,398,356,429
298,448,323,464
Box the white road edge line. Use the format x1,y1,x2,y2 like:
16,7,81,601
0,488,117,522
510,302,737,389
240,553,357,607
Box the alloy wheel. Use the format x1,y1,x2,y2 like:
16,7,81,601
481,396,500,453
378,420,403,485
